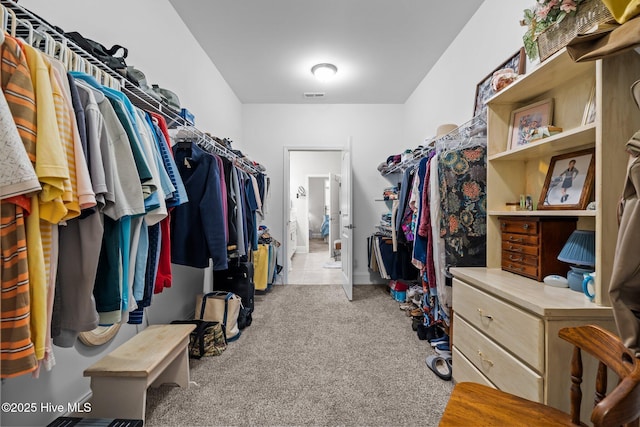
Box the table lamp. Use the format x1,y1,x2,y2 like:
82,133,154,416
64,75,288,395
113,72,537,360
557,230,595,292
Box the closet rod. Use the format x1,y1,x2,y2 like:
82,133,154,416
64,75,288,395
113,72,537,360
0,0,265,176
435,115,487,153
381,115,486,177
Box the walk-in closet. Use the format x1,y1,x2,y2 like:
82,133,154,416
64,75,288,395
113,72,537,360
3,0,640,426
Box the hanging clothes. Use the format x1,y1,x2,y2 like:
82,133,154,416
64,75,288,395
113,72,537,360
438,141,487,268
0,15,265,378
171,143,228,270
0,57,40,377
609,151,640,356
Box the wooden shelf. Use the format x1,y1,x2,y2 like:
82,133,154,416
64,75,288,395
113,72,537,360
487,48,594,106
488,210,596,217
484,48,640,307
488,124,596,162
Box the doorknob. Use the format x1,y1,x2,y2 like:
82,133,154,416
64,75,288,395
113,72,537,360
343,224,356,230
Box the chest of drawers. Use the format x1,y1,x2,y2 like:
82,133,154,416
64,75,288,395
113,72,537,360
499,216,576,281
450,267,615,420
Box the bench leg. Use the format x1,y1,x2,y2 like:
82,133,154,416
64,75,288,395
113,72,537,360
150,345,190,388
88,377,147,421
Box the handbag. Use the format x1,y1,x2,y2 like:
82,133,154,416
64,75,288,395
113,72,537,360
65,31,128,73
64,31,143,87
171,319,226,359
195,292,242,342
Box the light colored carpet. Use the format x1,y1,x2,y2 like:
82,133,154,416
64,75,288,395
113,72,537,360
145,284,452,426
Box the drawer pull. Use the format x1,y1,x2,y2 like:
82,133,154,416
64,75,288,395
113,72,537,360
477,308,493,320
477,350,494,367
522,224,529,230
509,255,523,262
508,236,523,242
508,264,524,271
508,245,523,252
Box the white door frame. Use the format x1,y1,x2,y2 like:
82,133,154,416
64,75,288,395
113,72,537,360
282,146,345,285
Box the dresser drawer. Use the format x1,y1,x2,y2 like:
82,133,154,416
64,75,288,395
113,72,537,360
452,347,496,389
500,260,539,281
499,219,538,236
501,251,538,267
453,278,544,372
454,314,543,402
501,233,539,246
501,240,539,256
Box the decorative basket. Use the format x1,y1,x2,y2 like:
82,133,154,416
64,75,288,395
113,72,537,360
537,0,614,61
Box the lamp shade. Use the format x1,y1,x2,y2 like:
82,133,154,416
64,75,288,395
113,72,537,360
557,230,595,267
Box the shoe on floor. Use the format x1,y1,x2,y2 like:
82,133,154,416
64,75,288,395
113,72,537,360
426,354,452,381
435,343,452,356
409,307,423,317
430,336,449,347
399,302,416,311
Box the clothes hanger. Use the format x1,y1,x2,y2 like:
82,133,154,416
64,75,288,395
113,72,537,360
2,6,17,37
54,41,69,68
0,4,7,37
16,18,34,46
0,4,5,46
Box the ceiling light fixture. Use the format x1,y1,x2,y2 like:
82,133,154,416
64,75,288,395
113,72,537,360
311,63,338,82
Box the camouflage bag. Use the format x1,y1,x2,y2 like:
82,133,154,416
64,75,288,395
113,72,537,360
190,321,227,358
172,320,227,358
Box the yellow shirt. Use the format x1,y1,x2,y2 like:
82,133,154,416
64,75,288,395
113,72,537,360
21,43,69,223
21,43,71,360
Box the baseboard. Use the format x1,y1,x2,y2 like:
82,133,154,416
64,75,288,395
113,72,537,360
353,272,387,285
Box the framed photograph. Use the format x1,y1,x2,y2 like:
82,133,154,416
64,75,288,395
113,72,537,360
473,48,526,119
507,98,554,150
538,148,595,210
582,85,596,125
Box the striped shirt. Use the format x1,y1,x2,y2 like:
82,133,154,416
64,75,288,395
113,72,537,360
0,36,39,378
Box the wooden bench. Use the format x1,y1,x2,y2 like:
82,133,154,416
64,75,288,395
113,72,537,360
83,324,196,422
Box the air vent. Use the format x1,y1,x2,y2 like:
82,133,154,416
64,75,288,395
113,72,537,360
303,92,325,98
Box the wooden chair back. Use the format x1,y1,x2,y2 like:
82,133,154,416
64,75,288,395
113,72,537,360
559,325,640,426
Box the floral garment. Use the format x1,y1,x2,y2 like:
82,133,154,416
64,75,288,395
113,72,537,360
438,144,487,268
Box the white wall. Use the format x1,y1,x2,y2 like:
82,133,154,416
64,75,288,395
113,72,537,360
403,0,533,142
4,1,242,426
243,104,404,284
19,0,243,141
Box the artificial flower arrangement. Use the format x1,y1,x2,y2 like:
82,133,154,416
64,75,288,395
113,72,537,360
522,0,588,60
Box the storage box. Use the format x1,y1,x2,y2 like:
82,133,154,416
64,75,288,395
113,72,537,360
537,0,613,61
180,108,195,125
390,289,407,302
389,279,409,292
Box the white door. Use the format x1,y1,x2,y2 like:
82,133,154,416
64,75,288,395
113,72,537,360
340,148,353,300
329,172,340,253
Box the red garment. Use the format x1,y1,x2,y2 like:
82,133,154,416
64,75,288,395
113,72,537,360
154,210,172,293
419,155,437,290
149,112,174,293
150,112,172,156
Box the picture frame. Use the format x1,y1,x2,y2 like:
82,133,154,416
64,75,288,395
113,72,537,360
582,84,596,125
507,98,554,150
538,148,595,210
473,48,526,119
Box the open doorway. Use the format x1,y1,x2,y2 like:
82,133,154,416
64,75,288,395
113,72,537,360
285,150,342,285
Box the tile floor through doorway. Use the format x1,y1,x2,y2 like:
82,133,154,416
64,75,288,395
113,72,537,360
287,238,343,285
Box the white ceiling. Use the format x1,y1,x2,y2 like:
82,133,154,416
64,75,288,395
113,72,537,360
168,0,485,104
